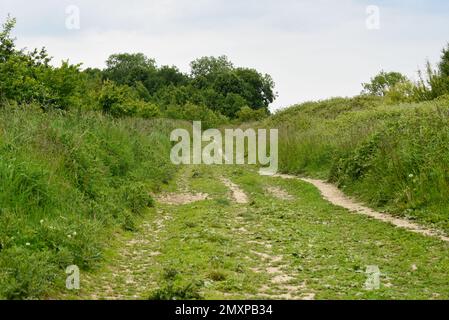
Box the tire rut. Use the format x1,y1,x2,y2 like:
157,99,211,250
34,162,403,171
273,174,449,243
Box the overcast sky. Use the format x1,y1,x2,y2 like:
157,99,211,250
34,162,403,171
1,0,448,110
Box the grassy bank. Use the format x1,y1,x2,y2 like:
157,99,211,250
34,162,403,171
0,106,180,299
264,96,449,232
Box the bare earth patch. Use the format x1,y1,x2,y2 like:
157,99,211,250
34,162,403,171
156,193,209,205
266,186,294,201
221,177,249,204
249,246,315,300
273,174,449,243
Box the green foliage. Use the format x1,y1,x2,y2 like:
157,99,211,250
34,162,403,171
0,15,16,62
98,80,160,118
384,80,415,104
236,106,268,122
104,53,157,87
165,103,228,129
149,279,204,300
190,55,234,78
438,43,449,78
265,96,449,231
0,107,179,299
101,52,275,119
0,247,58,299
362,71,409,96
414,61,449,101
190,56,275,117
0,17,275,120
222,93,247,118
0,17,83,109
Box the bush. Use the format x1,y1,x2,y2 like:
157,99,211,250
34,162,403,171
385,81,415,105
0,247,58,300
237,106,268,122
135,100,160,118
0,18,84,110
149,280,204,300
164,103,228,128
98,80,160,118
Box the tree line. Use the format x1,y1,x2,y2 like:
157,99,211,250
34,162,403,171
0,16,275,125
2,15,449,123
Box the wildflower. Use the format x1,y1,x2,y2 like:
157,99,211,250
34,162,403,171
40,219,44,224
68,234,72,239
408,174,414,178
26,243,30,246
73,231,77,236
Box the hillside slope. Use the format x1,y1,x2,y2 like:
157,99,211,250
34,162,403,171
263,96,449,232
0,107,180,299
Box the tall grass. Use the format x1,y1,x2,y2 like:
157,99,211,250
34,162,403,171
264,96,449,232
0,106,180,299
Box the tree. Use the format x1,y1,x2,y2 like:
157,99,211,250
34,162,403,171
222,93,247,118
414,61,449,101
98,80,159,118
189,56,276,117
212,72,245,97
0,15,16,63
362,71,408,96
0,16,83,109
190,55,234,79
385,80,415,104
144,65,189,95
104,53,156,87
234,68,276,109
438,43,449,78
157,65,189,87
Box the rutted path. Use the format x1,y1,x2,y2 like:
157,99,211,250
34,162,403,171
274,174,449,243
220,177,249,204
64,165,449,300
221,176,314,299
70,209,171,300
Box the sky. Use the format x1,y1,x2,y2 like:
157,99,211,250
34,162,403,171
1,0,448,111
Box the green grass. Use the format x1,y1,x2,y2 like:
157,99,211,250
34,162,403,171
0,106,181,299
263,95,449,232
2,94,449,300
64,165,449,300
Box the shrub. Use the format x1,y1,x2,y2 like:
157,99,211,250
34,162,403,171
135,100,160,119
0,247,58,300
149,280,204,300
237,106,268,122
164,103,228,128
385,81,415,105
0,17,84,110
98,80,160,118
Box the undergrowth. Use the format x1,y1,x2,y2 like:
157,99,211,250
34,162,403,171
0,106,180,299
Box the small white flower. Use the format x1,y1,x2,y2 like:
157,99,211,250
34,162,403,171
408,174,414,178
72,231,77,236
68,235,72,239
40,219,44,224
25,243,30,246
